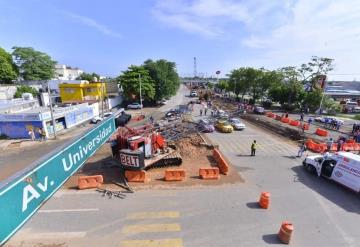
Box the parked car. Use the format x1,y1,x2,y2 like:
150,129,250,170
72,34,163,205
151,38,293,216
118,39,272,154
315,116,344,125
229,118,246,130
215,120,233,133
164,109,181,121
115,112,132,127
214,110,229,119
91,112,113,124
254,106,265,114
198,118,215,133
157,99,168,105
127,103,143,109
190,91,198,97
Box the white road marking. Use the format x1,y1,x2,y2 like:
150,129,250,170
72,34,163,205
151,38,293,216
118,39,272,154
38,208,99,213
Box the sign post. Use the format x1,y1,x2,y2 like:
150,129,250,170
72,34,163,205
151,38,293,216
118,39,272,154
0,117,116,245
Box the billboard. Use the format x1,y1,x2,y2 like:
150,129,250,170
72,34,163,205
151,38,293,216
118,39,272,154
0,117,116,245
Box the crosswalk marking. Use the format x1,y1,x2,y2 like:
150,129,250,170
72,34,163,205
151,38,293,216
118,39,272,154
127,211,180,220
122,224,181,234
121,238,183,247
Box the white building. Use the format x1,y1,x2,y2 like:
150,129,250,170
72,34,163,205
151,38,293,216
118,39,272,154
54,64,83,80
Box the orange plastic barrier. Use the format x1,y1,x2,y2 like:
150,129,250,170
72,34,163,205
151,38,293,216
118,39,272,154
199,167,220,180
305,139,327,153
315,128,328,137
125,170,147,183
278,222,294,244
78,175,103,190
342,143,355,151
165,169,186,181
281,117,290,123
258,192,270,209
289,120,300,126
275,115,282,121
354,143,360,151
266,112,275,118
346,139,356,144
213,149,229,175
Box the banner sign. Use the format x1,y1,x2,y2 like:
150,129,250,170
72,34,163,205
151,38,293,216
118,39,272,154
0,117,116,245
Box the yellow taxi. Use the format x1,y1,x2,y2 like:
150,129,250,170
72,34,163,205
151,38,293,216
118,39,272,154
215,120,234,133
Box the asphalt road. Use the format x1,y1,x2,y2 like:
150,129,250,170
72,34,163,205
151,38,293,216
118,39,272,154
5,89,360,247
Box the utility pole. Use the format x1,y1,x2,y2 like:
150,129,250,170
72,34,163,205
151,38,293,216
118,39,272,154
139,74,142,114
46,80,56,139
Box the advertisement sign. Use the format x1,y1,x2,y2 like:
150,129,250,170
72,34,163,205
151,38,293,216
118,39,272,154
0,117,116,245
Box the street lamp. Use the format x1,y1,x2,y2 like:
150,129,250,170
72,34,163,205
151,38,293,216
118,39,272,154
46,80,57,139
138,74,143,114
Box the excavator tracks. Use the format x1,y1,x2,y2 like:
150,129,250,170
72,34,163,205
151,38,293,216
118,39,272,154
144,151,182,170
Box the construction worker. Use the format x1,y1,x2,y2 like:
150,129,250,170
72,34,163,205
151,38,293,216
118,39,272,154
251,140,257,156
297,143,306,157
200,108,203,116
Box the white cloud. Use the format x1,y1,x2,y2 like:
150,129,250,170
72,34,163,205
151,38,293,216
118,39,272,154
63,11,122,38
241,0,360,80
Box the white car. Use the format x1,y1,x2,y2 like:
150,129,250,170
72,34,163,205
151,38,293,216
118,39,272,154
190,91,198,97
229,118,246,130
127,103,143,109
91,112,113,123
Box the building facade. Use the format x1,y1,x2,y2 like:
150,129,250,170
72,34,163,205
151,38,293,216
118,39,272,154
55,64,83,80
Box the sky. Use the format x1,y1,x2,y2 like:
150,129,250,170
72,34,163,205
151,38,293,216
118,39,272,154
1,0,360,80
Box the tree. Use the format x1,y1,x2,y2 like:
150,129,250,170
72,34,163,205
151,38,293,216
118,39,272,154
298,56,334,90
14,85,38,98
143,59,180,101
76,72,100,82
228,68,250,100
216,79,229,92
118,65,155,101
12,47,56,80
0,47,18,83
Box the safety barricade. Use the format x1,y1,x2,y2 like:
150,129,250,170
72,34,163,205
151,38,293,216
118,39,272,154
164,169,186,181
281,117,290,123
278,222,294,244
125,170,148,183
354,143,360,151
199,167,220,180
258,192,270,209
213,149,229,175
275,115,282,121
315,128,328,137
346,139,356,144
305,139,327,153
289,120,300,126
78,175,103,190
266,112,275,118
342,143,356,151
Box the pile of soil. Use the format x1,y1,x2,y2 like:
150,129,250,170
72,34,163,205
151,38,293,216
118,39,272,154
64,132,243,190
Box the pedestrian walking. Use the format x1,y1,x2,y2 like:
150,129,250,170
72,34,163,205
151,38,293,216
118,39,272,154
251,140,257,156
300,112,304,121
297,143,306,157
200,109,203,116
326,138,333,152
39,128,47,142
337,138,344,151
149,115,154,124
204,108,207,115
28,129,35,141
285,112,289,118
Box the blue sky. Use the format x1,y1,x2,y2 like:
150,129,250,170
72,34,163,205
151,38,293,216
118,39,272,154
1,0,360,80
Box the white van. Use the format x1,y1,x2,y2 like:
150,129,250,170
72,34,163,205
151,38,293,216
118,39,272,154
303,152,360,192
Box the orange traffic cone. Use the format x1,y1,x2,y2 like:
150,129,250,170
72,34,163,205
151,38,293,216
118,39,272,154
278,221,294,244
258,192,270,209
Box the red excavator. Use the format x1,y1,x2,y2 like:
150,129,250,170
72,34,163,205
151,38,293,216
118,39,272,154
112,124,182,170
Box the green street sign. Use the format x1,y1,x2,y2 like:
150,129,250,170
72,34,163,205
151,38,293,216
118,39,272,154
0,117,116,245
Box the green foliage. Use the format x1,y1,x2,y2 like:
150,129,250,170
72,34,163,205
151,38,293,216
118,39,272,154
322,96,341,114
14,85,38,98
118,65,155,101
207,82,214,89
12,47,56,80
76,72,100,82
216,79,229,91
0,47,18,83
143,59,180,101
354,115,360,120
303,88,322,111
